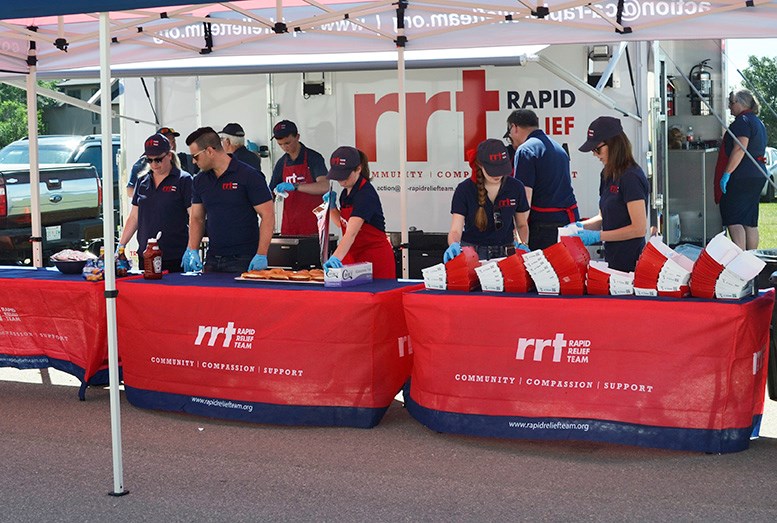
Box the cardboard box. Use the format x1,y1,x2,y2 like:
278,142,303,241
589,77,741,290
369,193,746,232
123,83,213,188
324,262,373,288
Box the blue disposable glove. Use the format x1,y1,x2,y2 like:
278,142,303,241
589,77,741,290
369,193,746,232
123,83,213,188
322,190,338,208
574,221,584,229
275,182,295,193
514,240,530,253
443,242,462,263
573,229,602,246
720,172,731,194
248,254,268,271
323,255,343,273
181,248,203,272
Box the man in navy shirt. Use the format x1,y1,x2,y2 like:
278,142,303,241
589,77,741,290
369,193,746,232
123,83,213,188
269,120,329,235
182,127,275,273
508,109,579,250
219,122,262,173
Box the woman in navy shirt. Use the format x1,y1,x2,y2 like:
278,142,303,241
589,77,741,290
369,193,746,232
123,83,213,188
119,133,192,272
322,146,396,279
575,117,649,272
719,89,768,250
444,139,530,262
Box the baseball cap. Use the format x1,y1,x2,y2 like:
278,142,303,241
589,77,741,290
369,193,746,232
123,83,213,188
156,126,180,137
579,116,623,152
220,123,245,137
272,120,298,139
327,146,361,181
144,133,171,157
476,139,512,177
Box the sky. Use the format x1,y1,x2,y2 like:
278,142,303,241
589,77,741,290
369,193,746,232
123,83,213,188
726,38,777,89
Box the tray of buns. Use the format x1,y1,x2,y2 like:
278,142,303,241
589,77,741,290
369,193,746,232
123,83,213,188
235,267,325,284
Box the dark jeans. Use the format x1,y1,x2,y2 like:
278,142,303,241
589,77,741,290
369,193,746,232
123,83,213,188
529,221,567,251
461,242,515,260
204,253,253,274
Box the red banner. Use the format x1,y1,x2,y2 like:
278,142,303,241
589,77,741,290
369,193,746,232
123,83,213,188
117,276,418,426
403,290,774,452
0,269,109,393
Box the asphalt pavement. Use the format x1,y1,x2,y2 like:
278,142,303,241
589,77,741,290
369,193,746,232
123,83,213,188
1,367,777,522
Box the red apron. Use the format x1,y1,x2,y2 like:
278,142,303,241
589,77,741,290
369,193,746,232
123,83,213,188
281,150,323,235
339,179,396,279
530,203,579,223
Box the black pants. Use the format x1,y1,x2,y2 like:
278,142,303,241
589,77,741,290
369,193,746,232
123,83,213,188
204,253,253,274
529,221,567,251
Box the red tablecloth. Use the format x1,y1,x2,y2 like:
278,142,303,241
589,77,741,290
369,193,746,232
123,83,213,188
117,274,420,427
0,267,109,398
403,289,774,453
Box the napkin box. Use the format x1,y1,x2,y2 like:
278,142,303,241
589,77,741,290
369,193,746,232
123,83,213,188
324,262,373,288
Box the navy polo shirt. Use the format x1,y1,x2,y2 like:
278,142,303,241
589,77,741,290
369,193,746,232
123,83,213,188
232,146,262,173
192,157,273,256
514,129,578,223
725,112,767,180
451,176,529,246
598,164,649,272
132,167,192,263
269,143,327,190
339,178,387,232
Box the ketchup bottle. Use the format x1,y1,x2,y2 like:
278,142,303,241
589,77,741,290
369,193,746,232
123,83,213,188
143,238,163,280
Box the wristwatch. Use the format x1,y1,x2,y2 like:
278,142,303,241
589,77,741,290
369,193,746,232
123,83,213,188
293,183,300,190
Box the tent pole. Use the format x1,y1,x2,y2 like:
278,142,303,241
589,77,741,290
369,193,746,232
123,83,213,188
26,40,43,268
398,44,408,279
100,12,127,498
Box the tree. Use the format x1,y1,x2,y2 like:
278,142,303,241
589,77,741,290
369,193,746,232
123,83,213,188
0,81,60,148
740,56,777,148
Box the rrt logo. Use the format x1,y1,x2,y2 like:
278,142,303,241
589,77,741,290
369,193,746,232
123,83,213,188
516,333,591,364
354,69,577,162
496,198,516,209
398,335,413,358
194,322,255,349
222,182,238,191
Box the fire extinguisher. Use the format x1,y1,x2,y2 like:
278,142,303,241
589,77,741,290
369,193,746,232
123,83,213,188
666,76,676,117
689,59,713,116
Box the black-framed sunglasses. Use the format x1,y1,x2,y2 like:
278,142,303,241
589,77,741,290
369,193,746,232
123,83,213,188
493,210,503,231
147,154,168,164
593,143,607,154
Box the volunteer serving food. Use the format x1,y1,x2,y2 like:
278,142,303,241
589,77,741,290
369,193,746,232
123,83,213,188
574,116,649,272
182,127,275,274
444,138,530,262
118,133,192,272
321,146,396,279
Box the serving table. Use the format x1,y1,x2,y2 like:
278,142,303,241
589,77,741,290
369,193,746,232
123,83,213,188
402,289,774,453
0,267,109,399
116,273,420,427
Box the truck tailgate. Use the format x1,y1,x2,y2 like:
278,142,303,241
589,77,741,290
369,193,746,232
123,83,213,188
1,164,100,227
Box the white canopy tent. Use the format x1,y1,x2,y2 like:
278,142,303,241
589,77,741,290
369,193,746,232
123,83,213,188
2,0,777,496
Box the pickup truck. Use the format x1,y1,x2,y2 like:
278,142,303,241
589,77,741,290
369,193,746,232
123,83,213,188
0,164,103,264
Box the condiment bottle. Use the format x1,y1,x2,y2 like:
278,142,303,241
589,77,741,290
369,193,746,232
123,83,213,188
143,238,163,279
116,246,129,277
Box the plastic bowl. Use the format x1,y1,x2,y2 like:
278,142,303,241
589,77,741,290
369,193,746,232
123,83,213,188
51,259,88,274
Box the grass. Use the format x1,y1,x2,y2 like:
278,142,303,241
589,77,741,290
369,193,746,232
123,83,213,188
760,202,777,250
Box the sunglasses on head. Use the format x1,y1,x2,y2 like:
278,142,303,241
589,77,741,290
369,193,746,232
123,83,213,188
493,210,503,231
